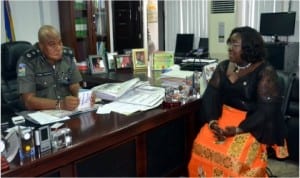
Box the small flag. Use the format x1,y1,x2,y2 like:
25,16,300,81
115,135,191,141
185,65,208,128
4,0,16,42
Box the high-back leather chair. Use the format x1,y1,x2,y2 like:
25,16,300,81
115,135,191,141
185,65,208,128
270,71,299,162
276,70,294,114
284,74,299,162
267,71,293,157
174,33,194,64
266,70,297,176
1,41,32,123
197,38,209,58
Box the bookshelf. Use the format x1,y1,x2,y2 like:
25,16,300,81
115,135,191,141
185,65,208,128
58,1,109,62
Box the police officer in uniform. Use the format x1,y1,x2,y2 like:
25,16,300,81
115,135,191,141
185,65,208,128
17,25,89,111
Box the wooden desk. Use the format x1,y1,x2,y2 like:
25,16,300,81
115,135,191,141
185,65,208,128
2,72,201,177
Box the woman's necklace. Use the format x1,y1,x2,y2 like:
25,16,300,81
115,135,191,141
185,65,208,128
234,62,252,73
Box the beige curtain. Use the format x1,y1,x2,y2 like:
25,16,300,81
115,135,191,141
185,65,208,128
164,0,298,52
237,0,299,42
164,0,209,52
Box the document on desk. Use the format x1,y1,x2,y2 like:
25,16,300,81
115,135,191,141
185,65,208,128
160,70,193,79
19,89,98,125
25,111,71,125
91,78,145,101
182,58,217,63
96,85,165,115
118,85,164,106
77,89,93,111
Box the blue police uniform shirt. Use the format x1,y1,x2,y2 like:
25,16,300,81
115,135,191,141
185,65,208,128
17,44,82,100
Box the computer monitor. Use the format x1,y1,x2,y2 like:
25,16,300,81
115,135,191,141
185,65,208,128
260,12,296,42
174,34,194,57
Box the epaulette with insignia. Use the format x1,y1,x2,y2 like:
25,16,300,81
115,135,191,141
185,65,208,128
63,47,74,57
24,48,41,60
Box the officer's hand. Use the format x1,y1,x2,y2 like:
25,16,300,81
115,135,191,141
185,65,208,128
62,96,80,111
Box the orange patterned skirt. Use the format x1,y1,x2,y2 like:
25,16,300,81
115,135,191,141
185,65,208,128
188,105,288,177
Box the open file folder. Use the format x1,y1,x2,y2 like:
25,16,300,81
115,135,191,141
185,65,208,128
93,79,165,115
117,85,164,107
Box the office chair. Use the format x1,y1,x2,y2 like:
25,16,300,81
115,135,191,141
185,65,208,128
1,41,32,123
187,38,209,58
266,71,298,176
174,33,194,64
284,74,299,162
198,38,209,57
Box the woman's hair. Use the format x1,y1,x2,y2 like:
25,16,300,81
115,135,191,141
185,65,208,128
227,26,266,63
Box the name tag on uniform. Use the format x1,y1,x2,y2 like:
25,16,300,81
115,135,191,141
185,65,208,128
36,72,52,77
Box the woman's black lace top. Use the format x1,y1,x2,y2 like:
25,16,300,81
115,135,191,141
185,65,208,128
201,60,287,145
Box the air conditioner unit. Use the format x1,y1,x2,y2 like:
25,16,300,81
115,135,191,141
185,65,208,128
208,0,237,61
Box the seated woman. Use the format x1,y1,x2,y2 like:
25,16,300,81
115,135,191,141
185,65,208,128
188,26,288,177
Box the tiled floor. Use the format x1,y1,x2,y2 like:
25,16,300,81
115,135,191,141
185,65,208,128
268,158,299,177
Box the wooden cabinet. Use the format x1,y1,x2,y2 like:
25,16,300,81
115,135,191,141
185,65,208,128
112,1,143,54
58,1,109,62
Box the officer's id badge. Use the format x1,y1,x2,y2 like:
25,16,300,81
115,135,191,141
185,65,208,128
18,63,26,77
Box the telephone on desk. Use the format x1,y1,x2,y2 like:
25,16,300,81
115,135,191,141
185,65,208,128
188,48,203,57
175,47,209,65
187,48,209,58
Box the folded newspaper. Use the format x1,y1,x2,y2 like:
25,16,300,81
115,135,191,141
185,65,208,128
92,78,165,115
91,78,147,101
96,85,165,115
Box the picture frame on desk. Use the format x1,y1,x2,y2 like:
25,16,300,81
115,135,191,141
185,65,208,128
88,55,108,74
132,48,147,71
114,54,133,72
106,52,118,71
153,51,174,71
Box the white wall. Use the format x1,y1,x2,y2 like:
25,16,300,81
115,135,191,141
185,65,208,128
209,1,237,60
1,1,59,44
2,0,298,47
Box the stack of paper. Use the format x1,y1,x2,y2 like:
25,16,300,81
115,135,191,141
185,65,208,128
91,78,145,101
27,112,71,125
96,85,165,116
160,70,194,88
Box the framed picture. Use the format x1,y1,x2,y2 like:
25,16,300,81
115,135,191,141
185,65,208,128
114,54,133,71
153,51,174,71
106,52,118,71
132,48,147,71
88,55,108,74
